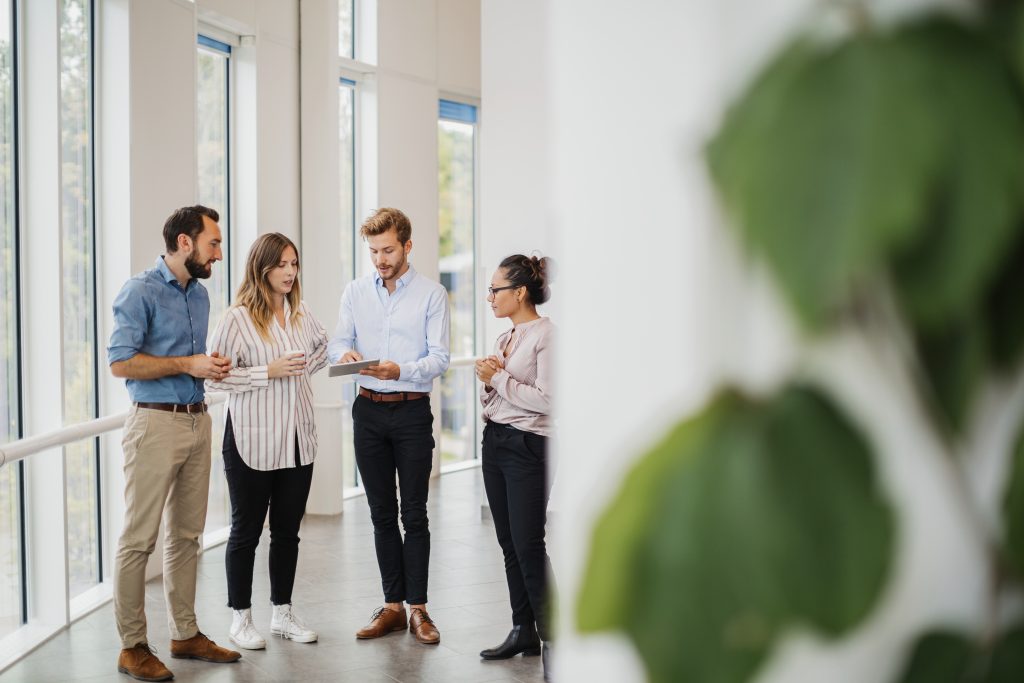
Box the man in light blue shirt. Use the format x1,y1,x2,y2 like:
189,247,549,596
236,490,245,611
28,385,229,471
328,207,450,645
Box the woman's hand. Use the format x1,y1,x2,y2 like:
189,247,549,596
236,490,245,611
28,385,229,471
475,356,502,386
268,351,306,379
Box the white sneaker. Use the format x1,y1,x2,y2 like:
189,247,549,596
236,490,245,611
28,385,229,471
229,608,267,650
270,603,318,643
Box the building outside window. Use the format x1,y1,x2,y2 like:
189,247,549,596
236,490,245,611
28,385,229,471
438,99,478,465
196,33,231,533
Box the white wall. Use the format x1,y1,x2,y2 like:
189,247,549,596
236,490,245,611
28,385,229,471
479,0,553,351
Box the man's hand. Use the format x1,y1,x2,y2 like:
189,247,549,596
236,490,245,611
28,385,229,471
359,360,401,381
340,350,363,363
188,352,232,380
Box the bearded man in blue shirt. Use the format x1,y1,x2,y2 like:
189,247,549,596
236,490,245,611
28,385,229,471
328,207,450,645
107,206,241,681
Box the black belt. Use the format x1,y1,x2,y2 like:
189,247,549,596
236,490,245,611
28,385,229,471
136,401,207,414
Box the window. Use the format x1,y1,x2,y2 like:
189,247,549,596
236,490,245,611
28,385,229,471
60,0,100,601
338,0,354,59
196,34,231,532
0,0,20,638
339,77,358,489
438,99,477,464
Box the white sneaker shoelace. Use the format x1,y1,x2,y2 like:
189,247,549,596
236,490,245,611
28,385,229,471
230,609,266,650
272,604,318,643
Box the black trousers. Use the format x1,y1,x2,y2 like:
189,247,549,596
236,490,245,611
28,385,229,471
481,422,555,641
353,394,435,605
223,412,313,610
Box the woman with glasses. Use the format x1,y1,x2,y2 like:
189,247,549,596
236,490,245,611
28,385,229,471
475,254,556,681
206,232,329,651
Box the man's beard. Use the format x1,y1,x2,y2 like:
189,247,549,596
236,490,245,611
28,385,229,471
185,252,212,279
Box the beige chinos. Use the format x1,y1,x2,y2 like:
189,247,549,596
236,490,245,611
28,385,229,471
113,406,212,648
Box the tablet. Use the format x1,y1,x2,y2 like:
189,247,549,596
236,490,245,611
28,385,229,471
328,359,380,377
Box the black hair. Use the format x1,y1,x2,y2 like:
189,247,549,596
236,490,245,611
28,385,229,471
499,254,555,305
163,205,220,253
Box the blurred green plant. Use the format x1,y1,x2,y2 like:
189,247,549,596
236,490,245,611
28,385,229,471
578,5,1024,683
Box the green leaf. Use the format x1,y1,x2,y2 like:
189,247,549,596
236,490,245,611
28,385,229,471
914,314,988,434
707,31,942,328
892,20,1024,330
578,386,894,683
894,631,973,683
988,626,1024,682
1002,425,1024,579
984,229,1024,370
894,626,1024,683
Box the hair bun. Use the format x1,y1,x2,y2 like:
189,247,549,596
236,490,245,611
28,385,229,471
534,255,556,285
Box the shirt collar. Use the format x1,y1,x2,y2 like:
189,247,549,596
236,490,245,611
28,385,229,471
156,255,194,291
374,264,417,290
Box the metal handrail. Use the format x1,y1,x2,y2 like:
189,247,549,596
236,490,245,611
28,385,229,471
0,356,481,468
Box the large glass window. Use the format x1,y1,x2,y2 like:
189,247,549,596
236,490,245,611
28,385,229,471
338,0,354,59
339,78,358,489
0,0,21,638
60,0,100,600
438,100,477,465
196,35,231,532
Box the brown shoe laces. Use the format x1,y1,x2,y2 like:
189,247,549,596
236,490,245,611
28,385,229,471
410,608,434,625
371,606,398,621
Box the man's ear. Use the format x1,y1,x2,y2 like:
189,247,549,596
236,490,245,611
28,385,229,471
177,233,192,253
404,239,413,255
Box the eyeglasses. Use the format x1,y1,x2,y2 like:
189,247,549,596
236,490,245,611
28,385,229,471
487,284,520,296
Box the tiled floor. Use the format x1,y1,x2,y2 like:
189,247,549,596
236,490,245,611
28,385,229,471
1,467,546,683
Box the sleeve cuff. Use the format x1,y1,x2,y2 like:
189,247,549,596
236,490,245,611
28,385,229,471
398,362,417,381
490,369,509,394
250,366,269,387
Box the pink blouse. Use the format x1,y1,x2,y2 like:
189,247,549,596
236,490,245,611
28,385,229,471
480,317,554,437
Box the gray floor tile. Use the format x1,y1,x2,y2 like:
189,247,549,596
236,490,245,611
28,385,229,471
2,469,552,682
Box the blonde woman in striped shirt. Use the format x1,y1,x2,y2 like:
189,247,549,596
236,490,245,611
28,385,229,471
206,232,329,651
475,254,556,682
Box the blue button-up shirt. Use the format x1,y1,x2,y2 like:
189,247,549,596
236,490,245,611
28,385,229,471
107,256,210,404
328,265,450,393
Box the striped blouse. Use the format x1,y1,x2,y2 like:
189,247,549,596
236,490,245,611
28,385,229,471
206,300,329,470
480,316,554,437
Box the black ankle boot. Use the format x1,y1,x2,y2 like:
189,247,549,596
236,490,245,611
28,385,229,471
542,641,552,681
479,625,541,660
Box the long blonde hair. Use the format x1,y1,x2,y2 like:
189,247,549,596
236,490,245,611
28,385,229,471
234,232,303,340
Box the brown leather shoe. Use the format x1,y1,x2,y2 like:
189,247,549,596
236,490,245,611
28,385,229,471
355,606,408,639
117,643,173,682
169,632,241,663
409,607,440,645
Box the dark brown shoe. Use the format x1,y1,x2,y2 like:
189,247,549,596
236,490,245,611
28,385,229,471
356,606,408,639
409,607,440,645
169,632,241,663
117,643,173,682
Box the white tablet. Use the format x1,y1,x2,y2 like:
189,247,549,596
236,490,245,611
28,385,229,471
328,359,380,377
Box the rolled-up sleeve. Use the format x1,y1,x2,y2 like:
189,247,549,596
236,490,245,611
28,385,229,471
108,280,148,365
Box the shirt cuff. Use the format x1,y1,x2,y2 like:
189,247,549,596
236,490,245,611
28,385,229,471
250,365,269,387
490,369,509,394
398,362,416,382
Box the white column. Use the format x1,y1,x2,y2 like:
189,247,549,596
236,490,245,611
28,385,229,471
299,0,345,514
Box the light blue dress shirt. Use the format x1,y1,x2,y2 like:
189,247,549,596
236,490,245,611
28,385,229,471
328,265,450,393
107,256,210,404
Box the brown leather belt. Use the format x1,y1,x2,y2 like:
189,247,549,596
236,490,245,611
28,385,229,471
136,401,208,414
358,388,428,403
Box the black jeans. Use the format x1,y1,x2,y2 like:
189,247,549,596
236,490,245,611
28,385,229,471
353,394,435,605
223,412,313,610
482,422,555,641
